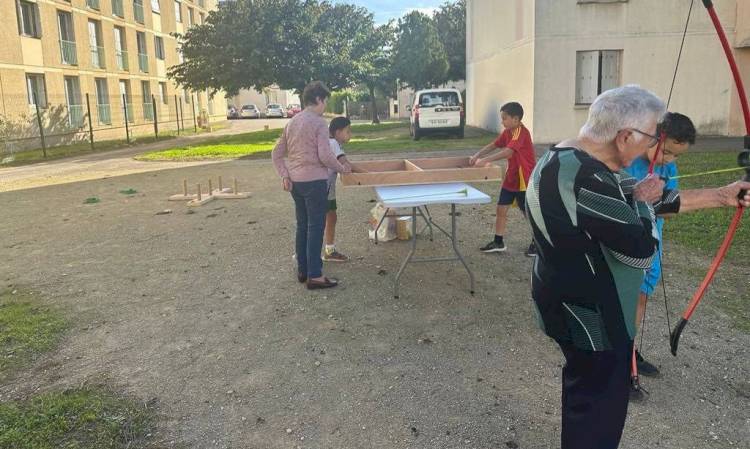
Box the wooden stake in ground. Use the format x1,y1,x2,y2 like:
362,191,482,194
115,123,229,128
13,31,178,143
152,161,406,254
169,178,198,201
187,183,215,206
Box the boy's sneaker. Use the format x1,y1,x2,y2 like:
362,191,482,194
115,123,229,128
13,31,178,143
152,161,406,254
635,350,660,377
525,242,538,257
480,241,506,253
323,250,349,262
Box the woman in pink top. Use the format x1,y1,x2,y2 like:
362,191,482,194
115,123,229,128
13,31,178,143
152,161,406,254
272,81,351,289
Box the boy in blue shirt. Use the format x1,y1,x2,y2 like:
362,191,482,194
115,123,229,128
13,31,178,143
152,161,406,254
625,112,696,381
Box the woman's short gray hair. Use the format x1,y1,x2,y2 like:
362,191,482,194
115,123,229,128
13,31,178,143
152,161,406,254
579,85,666,143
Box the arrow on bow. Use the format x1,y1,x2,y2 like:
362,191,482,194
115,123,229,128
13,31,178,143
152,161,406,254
669,0,750,356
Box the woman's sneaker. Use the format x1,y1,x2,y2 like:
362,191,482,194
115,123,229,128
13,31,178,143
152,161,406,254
323,250,349,262
525,242,538,257
480,241,506,253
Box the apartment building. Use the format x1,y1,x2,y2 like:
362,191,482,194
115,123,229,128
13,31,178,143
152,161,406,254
0,0,225,145
466,0,750,142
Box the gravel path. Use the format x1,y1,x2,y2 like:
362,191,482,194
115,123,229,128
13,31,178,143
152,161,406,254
0,157,747,449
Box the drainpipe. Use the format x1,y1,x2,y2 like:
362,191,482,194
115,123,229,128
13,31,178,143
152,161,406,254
0,70,7,117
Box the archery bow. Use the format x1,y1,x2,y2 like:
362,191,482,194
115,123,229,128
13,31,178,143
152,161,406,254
669,0,750,356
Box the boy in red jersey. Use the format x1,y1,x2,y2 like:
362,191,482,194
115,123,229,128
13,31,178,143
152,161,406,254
470,102,537,256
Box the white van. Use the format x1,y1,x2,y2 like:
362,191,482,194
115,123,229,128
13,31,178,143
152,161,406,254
408,88,465,140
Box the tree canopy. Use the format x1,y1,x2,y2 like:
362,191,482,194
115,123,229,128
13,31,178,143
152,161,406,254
434,0,466,82
168,0,466,101
391,11,449,91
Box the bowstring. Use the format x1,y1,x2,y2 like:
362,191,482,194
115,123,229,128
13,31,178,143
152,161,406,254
642,0,693,357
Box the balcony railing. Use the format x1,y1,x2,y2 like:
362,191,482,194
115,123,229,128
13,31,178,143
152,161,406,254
116,50,129,71
134,1,145,23
138,53,149,72
87,0,100,9
68,104,85,128
97,103,112,125
112,0,124,17
143,102,154,121
60,40,77,65
90,46,105,69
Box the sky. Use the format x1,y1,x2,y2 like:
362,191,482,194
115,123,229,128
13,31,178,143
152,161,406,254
332,0,446,23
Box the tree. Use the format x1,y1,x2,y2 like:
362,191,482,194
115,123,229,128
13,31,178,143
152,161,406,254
351,22,396,123
168,0,373,99
434,0,466,82
392,11,449,91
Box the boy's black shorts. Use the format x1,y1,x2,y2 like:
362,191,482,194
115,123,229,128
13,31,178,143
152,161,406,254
497,188,526,210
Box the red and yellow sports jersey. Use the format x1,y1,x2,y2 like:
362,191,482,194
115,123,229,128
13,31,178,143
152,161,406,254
493,124,536,192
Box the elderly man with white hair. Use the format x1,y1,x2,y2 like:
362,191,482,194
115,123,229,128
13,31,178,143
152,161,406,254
525,85,750,449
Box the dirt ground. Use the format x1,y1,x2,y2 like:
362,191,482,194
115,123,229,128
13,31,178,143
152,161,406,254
0,155,748,449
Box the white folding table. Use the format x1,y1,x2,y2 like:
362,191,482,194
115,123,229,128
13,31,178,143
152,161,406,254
374,183,491,298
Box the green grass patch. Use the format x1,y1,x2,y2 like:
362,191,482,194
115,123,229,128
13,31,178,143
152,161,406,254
0,387,153,449
662,151,749,332
664,151,749,266
0,290,66,379
136,128,283,161
719,291,750,333
136,122,495,161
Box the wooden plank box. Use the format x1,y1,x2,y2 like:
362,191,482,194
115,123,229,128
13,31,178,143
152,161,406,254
340,156,503,187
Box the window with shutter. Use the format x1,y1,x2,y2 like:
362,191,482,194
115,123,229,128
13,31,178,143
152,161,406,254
26,74,47,108
18,1,42,38
575,50,622,105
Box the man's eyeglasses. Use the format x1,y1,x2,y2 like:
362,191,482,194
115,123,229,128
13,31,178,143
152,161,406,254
623,128,660,148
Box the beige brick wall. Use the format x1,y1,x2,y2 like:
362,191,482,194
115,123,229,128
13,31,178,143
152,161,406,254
1,0,226,148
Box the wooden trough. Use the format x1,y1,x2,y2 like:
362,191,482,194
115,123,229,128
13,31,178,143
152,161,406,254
340,156,503,187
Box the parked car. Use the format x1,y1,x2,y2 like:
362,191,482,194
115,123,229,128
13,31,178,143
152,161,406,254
239,104,261,119
408,88,465,140
266,103,286,118
227,106,239,119
286,103,301,118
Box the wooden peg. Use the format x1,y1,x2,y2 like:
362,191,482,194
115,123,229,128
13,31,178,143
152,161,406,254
187,183,216,206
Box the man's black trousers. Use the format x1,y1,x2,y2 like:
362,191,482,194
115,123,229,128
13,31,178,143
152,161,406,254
558,341,633,449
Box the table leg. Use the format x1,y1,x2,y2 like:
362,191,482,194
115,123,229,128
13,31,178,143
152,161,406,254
450,203,475,295
416,206,434,241
394,206,418,299
373,207,390,245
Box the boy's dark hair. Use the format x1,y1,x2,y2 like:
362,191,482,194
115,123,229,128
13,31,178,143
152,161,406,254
500,102,524,120
329,116,351,137
658,112,696,144
302,81,331,106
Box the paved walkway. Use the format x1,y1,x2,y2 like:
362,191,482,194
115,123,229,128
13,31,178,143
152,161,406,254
0,118,290,193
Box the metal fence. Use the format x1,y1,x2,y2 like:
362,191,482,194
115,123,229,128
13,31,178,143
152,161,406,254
0,92,220,162
346,100,392,122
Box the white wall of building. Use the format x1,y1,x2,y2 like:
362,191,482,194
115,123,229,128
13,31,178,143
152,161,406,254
466,0,536,134
231,87,300,110
466,0,749,143
533,0,743,142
